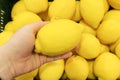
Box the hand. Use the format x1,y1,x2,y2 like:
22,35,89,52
0,22,72,80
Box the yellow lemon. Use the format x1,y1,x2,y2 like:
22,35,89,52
4,21,15,32
71,1,81,22
23,0,48,13
103,10,120,21
97,19,120,44
38,2,52,21
110,38,120,53
48,0,76,20
11,0,27,19
39,59,64,80
94,52,120,80
13,11,41,21
35,19,83,56
65,55,89,80
12,11,41,32
0,31,13,46
76,33,101,59
100,44,109,54
15,69,38,80
108,0,120,9
80,0,105,29
102,0,109,13
115,41,120,58
87,60,96,79
79,20,96,36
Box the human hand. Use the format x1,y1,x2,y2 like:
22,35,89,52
0,22,72,80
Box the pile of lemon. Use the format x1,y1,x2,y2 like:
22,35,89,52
1,0,120,80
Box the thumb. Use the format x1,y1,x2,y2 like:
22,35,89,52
19,21,49,35
29,21,49,34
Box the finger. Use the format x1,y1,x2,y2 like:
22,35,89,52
72,45,79,51
29,52,72,71
46,52,73,62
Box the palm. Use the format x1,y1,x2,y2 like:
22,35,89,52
0,22,72,79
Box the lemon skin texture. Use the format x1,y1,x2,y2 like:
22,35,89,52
35,19,83,56
39,59,64,80
14,69,38,80
110,39,120,53
97,19,120,44
115,42,120,58
102,0,109,13
108,0,120,9
79,20,96,36
103,10,120,21
48,0,76,20
80,0,105,29
76,33,101,59
100,44,109,54
23,0,48,13
87,60,96,79
94,52,120,80
12,11,42,32
65,55,89,80
11,0,27,19
0,31,13,46
4,21,15,32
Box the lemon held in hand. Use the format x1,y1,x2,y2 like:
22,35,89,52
35,19,83,56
